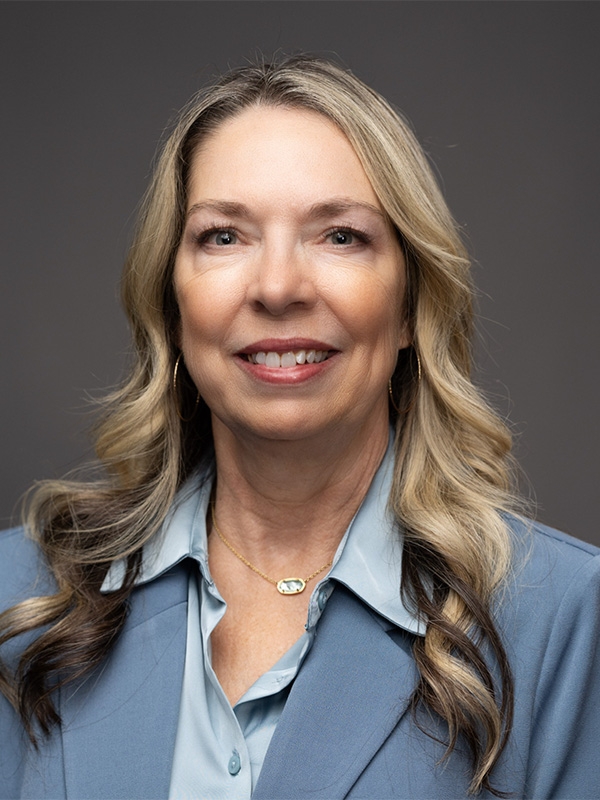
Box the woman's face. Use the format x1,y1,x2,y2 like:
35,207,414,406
174,105,409,443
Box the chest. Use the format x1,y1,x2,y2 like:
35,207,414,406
208,568,311,705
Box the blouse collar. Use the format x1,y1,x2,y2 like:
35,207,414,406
101,431,424,637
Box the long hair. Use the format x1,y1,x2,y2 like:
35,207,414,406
0,55,519,794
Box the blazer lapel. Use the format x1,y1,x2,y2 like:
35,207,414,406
59,562,189,800
254,583,420,800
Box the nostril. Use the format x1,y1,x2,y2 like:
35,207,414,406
247,266,317,315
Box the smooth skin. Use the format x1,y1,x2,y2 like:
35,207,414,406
174,106,409,704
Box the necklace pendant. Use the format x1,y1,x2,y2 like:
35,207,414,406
277,577,306,595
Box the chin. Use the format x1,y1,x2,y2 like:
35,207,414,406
222,407,344,444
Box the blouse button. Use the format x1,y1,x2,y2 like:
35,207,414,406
317,587,328,611
228,751,241,776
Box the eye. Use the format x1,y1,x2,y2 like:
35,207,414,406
325,227,372,247
210,229,237,246
328,229,355,246
193,227,239,247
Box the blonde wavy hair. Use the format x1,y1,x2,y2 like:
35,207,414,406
0,55,519,795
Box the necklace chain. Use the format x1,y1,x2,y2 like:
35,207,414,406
210,504,332,594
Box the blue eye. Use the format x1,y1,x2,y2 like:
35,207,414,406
330,230,354,245
213,230,237,246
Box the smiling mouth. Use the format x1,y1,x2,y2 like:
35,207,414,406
244,349,332,368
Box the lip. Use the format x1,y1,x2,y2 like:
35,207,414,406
235,338,339,385
237,338,337,355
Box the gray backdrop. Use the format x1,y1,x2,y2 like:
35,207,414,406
1,1,598,545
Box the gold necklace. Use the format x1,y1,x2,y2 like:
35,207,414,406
210,505,333,595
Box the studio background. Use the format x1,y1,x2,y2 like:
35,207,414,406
1,1,598,546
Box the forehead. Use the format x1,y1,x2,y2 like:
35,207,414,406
186,105,382,212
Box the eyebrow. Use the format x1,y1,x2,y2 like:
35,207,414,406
307,199,387,221
186,201,250,219
186,198,387,222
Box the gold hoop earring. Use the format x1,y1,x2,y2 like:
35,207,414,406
388,378,401,414
173,353,200,422
388,349,422,415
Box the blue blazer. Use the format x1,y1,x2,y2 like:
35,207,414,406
1,518,600,799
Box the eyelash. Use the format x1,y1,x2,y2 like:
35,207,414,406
191,224,236,246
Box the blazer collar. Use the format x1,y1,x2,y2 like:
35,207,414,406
55,568,417,800
254,583,420,800
59,563,189,800
55,569,417,800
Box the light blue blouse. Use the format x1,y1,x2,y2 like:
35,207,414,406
102,439,423,800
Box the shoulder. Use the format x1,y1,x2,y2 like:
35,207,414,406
509,514,600,555
505,513,600,587
0,526,55,610
498,515,600,657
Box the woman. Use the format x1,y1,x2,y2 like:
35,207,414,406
1,56,599,799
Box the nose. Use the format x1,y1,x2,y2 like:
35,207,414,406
246,239,317,316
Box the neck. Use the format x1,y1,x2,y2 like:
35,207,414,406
209,415,391,569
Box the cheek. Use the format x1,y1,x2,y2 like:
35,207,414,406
326,269,406,352
175,271,241,348
367,300,405,358
178,296,217,345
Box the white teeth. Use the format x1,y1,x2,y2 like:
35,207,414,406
248,349,330,367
